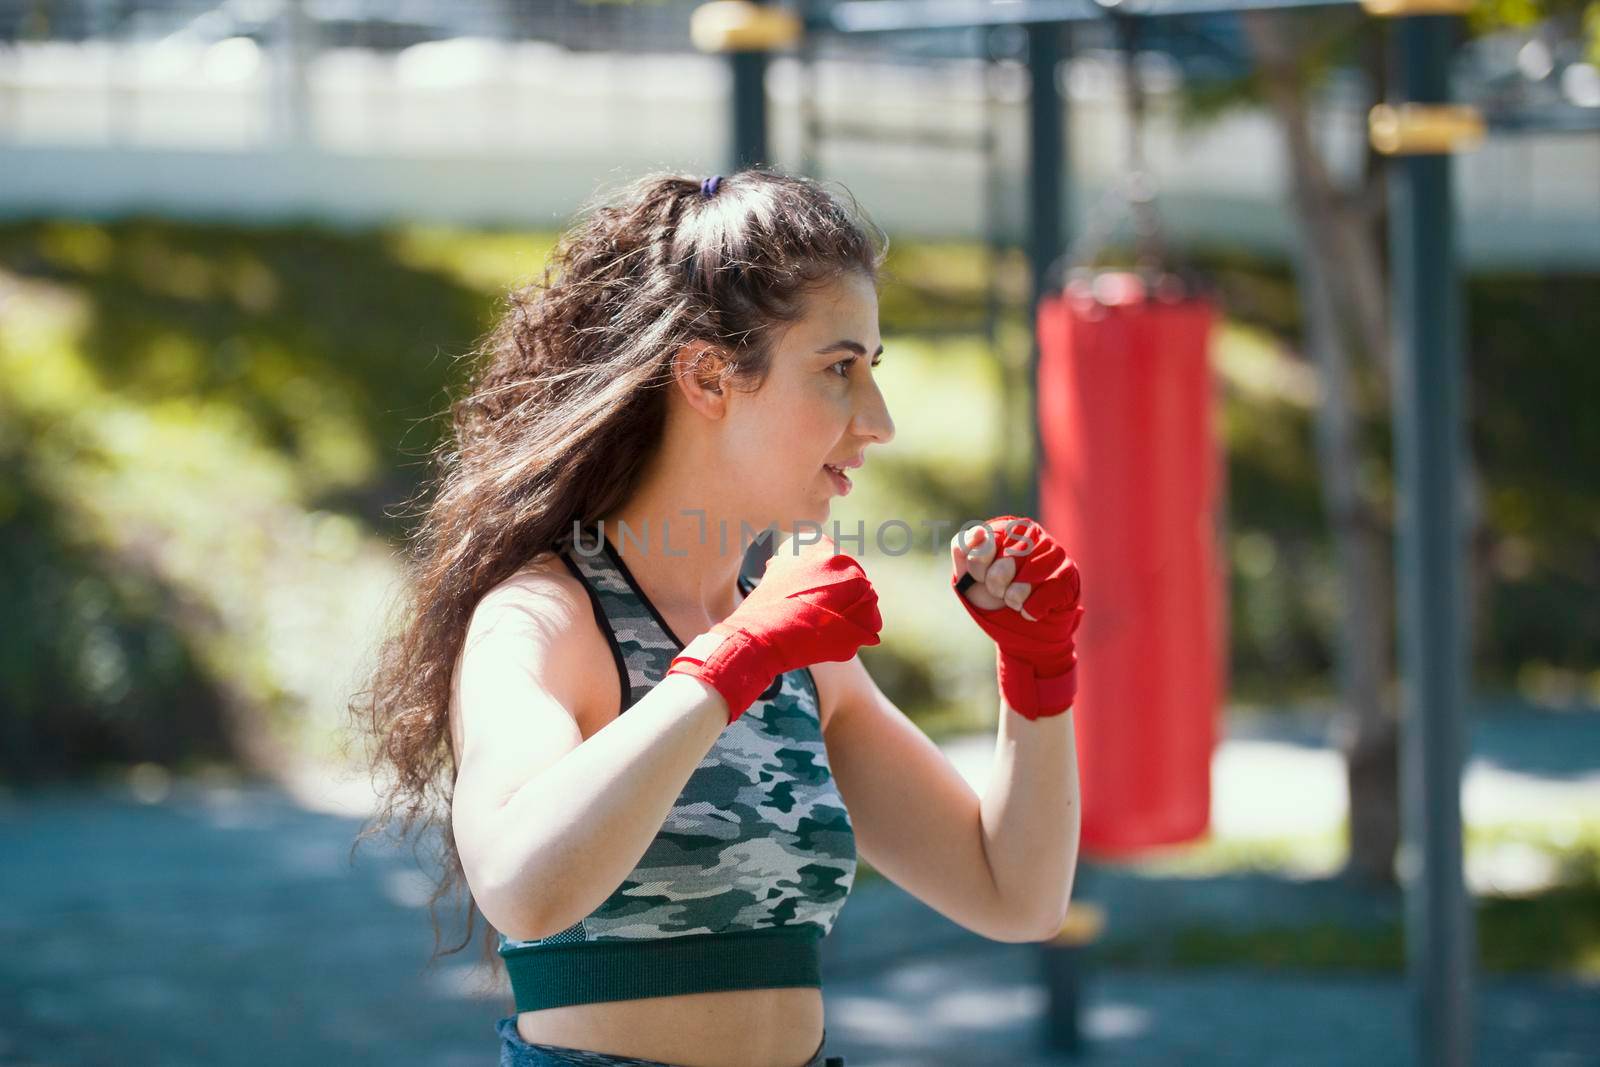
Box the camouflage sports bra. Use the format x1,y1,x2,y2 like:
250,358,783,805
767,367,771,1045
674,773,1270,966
496,526,858,1012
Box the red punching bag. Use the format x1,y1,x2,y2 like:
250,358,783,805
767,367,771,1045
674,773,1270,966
1036,270,1227,858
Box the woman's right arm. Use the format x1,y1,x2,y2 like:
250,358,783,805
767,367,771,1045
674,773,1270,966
449,561,730,943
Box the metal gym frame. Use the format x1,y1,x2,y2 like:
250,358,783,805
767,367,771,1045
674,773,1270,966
694,0,1489,1063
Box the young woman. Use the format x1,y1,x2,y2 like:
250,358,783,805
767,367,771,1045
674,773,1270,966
350,168,1085,1067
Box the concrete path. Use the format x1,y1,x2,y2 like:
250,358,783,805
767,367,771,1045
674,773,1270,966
3,705,1596,1066
819,862,1600,1066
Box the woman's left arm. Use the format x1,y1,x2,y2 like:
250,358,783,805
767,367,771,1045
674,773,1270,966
980,694,1080,936
814,653,1080,943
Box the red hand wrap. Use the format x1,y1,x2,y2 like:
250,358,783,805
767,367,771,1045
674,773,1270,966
951,516,1085,720
668,537,882,723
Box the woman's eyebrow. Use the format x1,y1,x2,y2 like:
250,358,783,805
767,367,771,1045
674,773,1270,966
815,340,885,357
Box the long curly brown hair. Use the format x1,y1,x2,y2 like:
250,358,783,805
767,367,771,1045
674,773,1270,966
345,167,890,980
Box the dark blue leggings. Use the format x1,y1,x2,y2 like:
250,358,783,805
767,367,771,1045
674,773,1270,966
496,1016,844,1067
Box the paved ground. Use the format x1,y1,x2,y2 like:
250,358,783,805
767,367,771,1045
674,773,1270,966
820,867,1600,1067
0,777,510,1067
2,706,1597,1066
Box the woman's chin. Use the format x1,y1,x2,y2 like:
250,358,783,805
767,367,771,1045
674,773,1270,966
764,490,832,536
789,498,832,530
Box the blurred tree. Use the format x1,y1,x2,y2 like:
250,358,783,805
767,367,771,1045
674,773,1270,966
1212,1,1598,884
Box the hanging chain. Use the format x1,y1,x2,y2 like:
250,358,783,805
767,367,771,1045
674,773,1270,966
1064,4,1173,285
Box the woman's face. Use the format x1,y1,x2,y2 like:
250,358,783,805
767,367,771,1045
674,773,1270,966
723,270,895,533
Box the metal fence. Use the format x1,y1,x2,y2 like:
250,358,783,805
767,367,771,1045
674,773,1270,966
0,0,1595,266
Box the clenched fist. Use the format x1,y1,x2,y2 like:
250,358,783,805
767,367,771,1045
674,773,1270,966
669,535,882,723
951,516,1084,720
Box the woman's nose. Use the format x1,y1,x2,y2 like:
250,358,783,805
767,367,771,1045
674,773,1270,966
853,382,894,445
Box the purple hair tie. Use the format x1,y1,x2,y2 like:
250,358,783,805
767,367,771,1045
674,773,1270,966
700,174,723,199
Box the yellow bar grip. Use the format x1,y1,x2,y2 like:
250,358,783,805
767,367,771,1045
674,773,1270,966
691,1,804,53
1359,0,1473,16
1368,104,1486,155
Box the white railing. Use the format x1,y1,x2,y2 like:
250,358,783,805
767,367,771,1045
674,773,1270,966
1,28,1596,266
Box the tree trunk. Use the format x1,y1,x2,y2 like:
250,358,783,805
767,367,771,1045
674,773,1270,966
1241,12,1400,884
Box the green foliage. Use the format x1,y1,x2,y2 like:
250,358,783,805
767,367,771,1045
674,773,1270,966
1101,820,1600,976
0,410,233,777
1471,0,1593,33
0,218,494,781
1127,882,1600,975
878,240,1025,336
1184,245,1600,702
1,220,1595,781
1168,2,1600,132
1104,885,1600,975
1468,274,1600,679
1468,0,1600,66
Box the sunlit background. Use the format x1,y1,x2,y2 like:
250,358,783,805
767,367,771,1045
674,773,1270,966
2,1,1597,1064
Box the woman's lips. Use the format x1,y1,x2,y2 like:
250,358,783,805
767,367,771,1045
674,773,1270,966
823,463,853,495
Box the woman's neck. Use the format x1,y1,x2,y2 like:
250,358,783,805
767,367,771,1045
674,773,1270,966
597,498,751,628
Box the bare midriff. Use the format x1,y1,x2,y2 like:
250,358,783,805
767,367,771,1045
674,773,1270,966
515,985,825,1067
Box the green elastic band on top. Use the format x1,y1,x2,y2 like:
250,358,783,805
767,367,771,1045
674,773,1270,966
501,925,825,1012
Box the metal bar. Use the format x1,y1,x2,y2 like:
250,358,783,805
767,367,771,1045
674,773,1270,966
731,48,770,168
1024,19,1067,520
729,0,773,168
978,36,1022,495
807,120,993,151
817,0,1363,34
1481,105,1600,135
1386,13,1476,1067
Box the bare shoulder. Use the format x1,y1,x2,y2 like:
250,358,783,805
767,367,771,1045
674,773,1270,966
448,549,619,762
449,549,622,907
483,550,590,634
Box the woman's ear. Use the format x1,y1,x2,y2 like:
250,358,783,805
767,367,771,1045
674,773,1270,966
671,340,732,418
